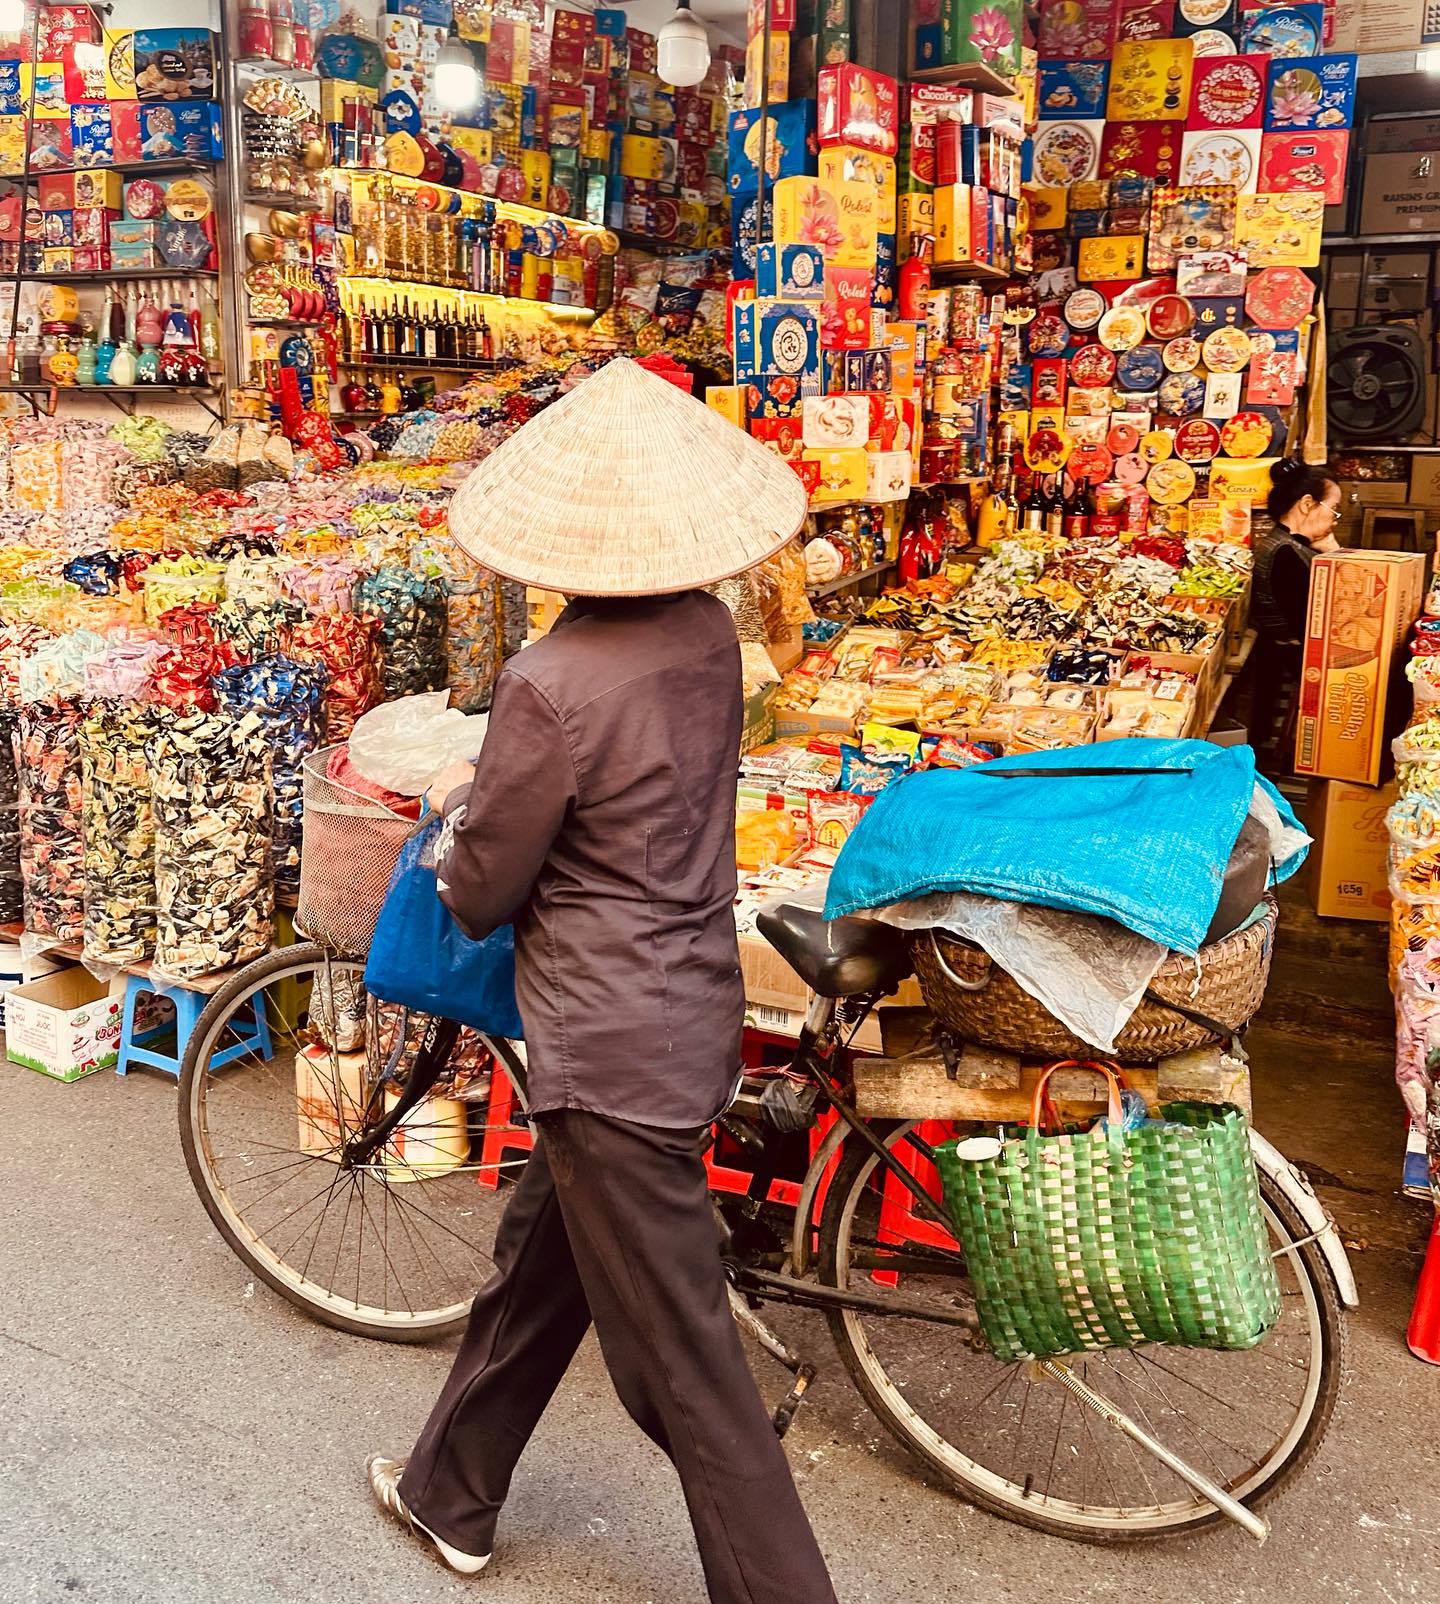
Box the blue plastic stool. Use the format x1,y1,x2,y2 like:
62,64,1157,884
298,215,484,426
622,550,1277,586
115,973,273,1079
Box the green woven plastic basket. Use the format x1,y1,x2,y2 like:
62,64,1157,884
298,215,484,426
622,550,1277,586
934,1061,1282,1363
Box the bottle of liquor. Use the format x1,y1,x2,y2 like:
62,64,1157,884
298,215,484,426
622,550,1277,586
1062,475,1092,541
1043,473,1065,539
1023,472,1046,532
377,293,397,357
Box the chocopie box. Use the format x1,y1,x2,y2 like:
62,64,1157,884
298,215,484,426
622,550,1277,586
1263,54,1356,131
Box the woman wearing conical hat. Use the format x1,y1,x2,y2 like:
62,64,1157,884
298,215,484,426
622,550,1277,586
367,359,837,1603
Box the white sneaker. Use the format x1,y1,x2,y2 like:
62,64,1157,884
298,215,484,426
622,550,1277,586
366,1454,492,1576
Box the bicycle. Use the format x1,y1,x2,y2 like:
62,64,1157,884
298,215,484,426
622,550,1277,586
178,893,1354,1545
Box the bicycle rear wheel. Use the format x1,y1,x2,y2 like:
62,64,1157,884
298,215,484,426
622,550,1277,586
817,1121,1344,1541
178,943,531,1342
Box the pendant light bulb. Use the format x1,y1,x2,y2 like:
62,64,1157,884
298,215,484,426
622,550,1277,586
657,0,710,89
0,0,26,32
435,28,480,111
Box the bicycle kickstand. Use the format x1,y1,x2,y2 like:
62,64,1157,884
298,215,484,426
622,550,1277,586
726,1284,818,1439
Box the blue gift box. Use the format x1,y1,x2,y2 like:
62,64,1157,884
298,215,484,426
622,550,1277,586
731,191,775,280
385,0,453,21
872,232,897,310
70,104,114,164
0,60,25,117
734,299,821,386
727,99,816,197
594,9,628,39
1264,53,1357,130
1037,60,1110,121
755,242,825,300
140,102,224,161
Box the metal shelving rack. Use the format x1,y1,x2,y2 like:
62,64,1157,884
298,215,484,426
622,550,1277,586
0,16,231,424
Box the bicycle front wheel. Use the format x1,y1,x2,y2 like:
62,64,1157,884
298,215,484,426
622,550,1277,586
178,943,531,1343
817,1121,1344,1541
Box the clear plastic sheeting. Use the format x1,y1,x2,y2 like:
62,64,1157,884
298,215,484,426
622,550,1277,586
347,691,488,797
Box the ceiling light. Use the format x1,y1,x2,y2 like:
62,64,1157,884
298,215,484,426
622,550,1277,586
657,0,710,89
0,0,26,32
435,29,480,110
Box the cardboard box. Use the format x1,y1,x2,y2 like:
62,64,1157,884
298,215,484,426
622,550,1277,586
1307,778,1397,921
1295,551,1425,785
1410,454,1440,507
1361,251,1432,313
1360,151,1440,238
738,931,922,1053
5,965,122,1082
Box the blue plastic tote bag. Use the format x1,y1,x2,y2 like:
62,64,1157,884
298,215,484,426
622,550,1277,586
364,817,524,1040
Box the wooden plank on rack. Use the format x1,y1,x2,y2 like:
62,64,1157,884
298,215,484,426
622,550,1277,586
854,1053,1251,1121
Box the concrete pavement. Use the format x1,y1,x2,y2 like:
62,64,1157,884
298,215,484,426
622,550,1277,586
2,900,1436,1604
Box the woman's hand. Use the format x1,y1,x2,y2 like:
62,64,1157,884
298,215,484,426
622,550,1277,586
424,758,477,816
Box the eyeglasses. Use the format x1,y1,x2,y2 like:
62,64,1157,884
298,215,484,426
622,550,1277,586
1315,502,1341,522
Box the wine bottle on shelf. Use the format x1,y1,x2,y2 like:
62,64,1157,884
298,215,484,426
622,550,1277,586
1042,474,1065,539
1062,475,1092,541
1023,473,1045,533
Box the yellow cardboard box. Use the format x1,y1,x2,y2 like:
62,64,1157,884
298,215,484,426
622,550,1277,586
1295,551,1426,786
773,175,876,268
818,145,897,234
1307,778,1397,921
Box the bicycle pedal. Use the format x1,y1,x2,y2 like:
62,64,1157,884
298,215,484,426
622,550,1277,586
771,1363,817,1438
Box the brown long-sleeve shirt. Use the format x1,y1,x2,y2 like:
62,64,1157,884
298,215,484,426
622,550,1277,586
434,590,745,1127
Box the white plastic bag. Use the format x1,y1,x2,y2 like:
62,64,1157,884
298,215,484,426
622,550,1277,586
347,691,488,796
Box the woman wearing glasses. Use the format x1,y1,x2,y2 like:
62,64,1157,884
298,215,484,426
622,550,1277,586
1249,456,1343,765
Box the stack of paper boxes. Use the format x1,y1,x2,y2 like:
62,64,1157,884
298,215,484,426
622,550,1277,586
0,19,222,177
713,55,926,512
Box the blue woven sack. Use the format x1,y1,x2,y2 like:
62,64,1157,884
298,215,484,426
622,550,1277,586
364,818,524,1040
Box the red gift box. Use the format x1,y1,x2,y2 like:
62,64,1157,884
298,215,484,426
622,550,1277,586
1100,119,1181,181
111,102,143,164
1257,129,1348,205
1188,56,1268,133
817,64,899,157
749,415,804,460
73,245,110,272
552,8,592,42
39,4,98,60
789,457,822,496
820,265,873,351
1115,0,1177,40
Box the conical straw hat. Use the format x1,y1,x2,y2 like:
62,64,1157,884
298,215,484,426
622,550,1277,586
447,357,809,596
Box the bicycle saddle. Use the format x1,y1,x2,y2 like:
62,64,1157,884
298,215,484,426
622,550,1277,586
757,904,913,999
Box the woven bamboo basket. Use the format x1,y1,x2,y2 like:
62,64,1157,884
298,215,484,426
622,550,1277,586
910,897,1278,1065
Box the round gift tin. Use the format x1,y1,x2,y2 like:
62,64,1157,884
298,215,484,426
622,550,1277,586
1107,421,1141,455
1202,325,1254,373
1064,287,1107,332
1114,451,1149,485
1174,418,1221,462
1146,293,1194,339
1162,335,1203,372
1220,410,1273,458
1115,345,1164,390
1070,343,1118,387
1098,306,1146,351
1027,311,1070,357
1158,372,1206,414
1068,443,1115,482
1140,428,1175,464
1147,458,1197,504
